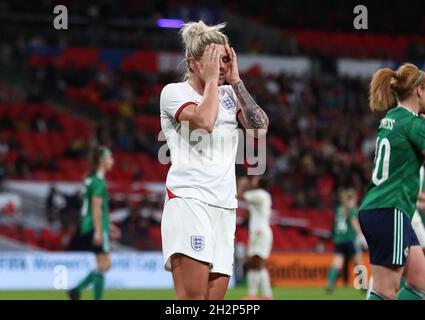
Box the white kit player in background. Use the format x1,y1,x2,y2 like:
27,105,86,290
238,176,274,300
159,21,269,300
412,166,425,252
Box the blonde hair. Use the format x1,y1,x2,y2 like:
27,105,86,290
179,20,229,80
369,63,425,112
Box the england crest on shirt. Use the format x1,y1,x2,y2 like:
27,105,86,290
191,235,205,251
219,96,236,112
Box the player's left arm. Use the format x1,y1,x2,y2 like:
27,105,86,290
224,44,269,137
351,214,367,248
237,177,249,200
351,217,362,237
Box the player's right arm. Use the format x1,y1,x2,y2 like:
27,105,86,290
178,83,218,133
243,189,263,205
418,192,425,211
162,44,220,133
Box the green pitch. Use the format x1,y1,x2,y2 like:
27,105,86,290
0,287,366,300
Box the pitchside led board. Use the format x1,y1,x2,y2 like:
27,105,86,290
0,252,236,290
268,253,372,288
0,251,369,290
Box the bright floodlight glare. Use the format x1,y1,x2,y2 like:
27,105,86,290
156,19,184,28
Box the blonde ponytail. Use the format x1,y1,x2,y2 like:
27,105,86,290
369,68,396,111
369,63,424,112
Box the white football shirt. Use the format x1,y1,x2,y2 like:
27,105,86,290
160,81,240,209
244,189,272,233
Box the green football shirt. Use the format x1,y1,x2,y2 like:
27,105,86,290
333,207,358,244
360,105,425,219
80,173,110,234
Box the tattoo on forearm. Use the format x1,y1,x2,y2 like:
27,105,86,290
232,81,269,129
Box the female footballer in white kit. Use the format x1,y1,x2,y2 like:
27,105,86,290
159,21,269,300
412,166,425,248
239,176,274,300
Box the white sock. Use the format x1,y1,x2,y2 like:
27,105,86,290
247,270,261,297
260,268,273,298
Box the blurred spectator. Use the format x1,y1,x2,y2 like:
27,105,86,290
14,151,31,177
0,113,13,130
0,137,9,155
26,86,44,104
247,37,266,54
132,131,157,156
406,41,425,61
46,114,64,131
0,154,6,189
120,203,150,249
31,112,48,132
60,191,82,228
45,185,66,224
64,138,88,158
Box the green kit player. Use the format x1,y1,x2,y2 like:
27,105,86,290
327,189,366,292
68,146,120,300
359,63,425,300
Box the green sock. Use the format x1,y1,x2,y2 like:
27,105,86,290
75,270,96,291
93,271,105,300
397,283,424,300
327,267,338,290
368,291,385,300
399,277,406,289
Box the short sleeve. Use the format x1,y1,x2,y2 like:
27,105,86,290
160,84,197,121
92,179,105,197
223,85,241,117
349,208,358,219
408,117,425,152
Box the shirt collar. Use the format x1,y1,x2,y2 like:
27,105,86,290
397,104,418,116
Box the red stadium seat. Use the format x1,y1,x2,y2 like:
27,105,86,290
56,47,100,69
148,226,162,249
39,228,54,250
121,51,157,73
134,116,161,134
235,226,249,246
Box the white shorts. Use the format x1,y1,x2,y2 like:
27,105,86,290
247,229,273,259
161,197,236,276
412,210,425,248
